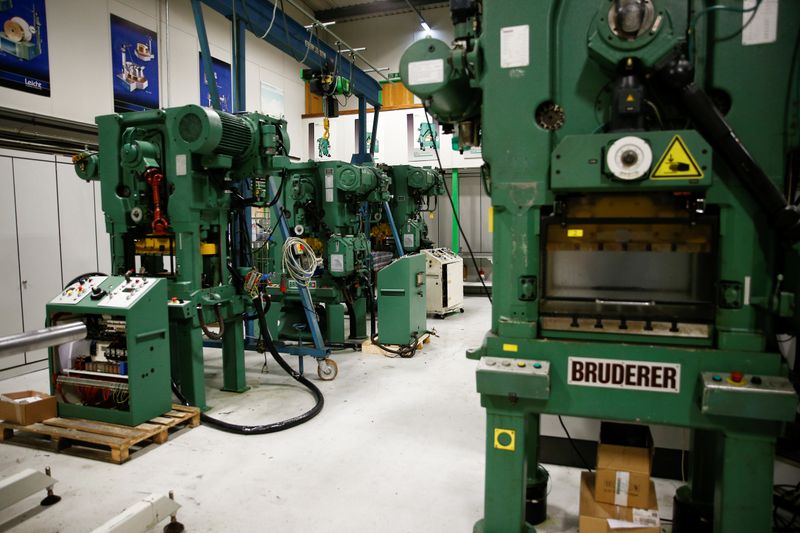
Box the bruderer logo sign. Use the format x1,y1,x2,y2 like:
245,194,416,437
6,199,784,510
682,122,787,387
568,356,681,393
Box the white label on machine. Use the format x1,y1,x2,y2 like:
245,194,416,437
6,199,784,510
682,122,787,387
568,356,681,393
175,154,187,176
325,168,334,202
500,25,529,68
407,59,444,86
403,233,415,249
330,253,344,272
742,0,778,45
614,471,630,506
325,188,334,202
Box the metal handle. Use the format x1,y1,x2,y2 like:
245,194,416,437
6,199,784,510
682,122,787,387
595,299,655,307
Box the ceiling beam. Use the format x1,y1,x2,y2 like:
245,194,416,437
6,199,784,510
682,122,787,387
315,1,447,23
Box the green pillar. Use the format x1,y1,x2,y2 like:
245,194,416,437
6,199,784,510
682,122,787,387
477,409,533,533
715,432,776,533
222,316,249,393
170,320,207,410
451,169,459,254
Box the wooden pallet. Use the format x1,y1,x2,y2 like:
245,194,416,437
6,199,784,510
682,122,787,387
0,404,200,464
361,333,432,356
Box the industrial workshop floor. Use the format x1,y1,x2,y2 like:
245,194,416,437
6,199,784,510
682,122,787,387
0,296,796,532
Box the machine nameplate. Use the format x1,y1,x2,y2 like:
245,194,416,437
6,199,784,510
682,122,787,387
500,25,529,69
408,59,444,85
568,356,680,393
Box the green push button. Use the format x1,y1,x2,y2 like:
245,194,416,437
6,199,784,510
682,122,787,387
712,375,722,382
533,362,542,369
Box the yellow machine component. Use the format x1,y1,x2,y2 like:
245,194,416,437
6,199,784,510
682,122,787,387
323,117,330,140
304,237,324,255
135,237,218,256
370,223,392,243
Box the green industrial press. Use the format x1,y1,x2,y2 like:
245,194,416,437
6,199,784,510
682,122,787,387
72,104,294,411
401,1,800,531
379,164,444,254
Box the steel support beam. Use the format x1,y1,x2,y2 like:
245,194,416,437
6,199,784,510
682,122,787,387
202,0,381,106
191,0,221,111
315,0,446,23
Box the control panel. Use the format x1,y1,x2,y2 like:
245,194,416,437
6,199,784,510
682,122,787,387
700,371,797,422
478,356,550,376
50,276,108,305
98,277,157,309
476,356,551,401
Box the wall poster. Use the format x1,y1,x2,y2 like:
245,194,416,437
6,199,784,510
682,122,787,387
260,81,284,119
110,14,159,113
0,0,50,96
199,53,232,113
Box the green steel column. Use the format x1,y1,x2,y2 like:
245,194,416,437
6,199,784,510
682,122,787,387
478,409,532,533
222,316,249,392
170,320,207,410
689,429,718,505
451,169,459,254
715,432,776,533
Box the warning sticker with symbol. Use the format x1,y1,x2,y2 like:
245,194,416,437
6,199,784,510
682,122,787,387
650,135,704,180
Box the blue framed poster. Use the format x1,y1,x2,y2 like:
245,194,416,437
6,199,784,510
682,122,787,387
110,14,159,113
0,0,51,96
199,53,232,113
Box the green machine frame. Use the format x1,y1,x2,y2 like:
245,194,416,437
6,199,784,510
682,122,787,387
379,164,444,254
401,1,800,532
262,160,390,347
74,104,293,410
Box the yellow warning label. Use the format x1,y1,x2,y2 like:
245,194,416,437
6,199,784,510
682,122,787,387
651,135,704,180
503,343,519,352
626,93,635,103
488,207,494,233
494,428,516,451
567,229,584,238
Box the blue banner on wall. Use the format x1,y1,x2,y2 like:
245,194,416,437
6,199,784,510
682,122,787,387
110,14,159,113
0,0,51,96
199,53,232,113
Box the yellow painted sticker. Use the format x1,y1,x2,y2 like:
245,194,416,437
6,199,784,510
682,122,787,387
494,428,516,451
651,135,704,180
488,207,494,233
503,343,518,352
567,229,584,238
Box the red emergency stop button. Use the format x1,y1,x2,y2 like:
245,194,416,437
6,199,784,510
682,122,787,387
730,371,744,383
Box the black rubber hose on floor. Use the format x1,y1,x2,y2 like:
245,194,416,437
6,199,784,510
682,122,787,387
172,292,324,434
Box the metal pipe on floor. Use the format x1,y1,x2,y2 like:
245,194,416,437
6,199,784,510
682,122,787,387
0,322,87,359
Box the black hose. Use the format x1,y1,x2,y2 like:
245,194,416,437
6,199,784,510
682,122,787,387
64,272,107,288
173,292,324,434
196,303,225,340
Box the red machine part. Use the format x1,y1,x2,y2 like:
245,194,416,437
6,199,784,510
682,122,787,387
144,167,169,235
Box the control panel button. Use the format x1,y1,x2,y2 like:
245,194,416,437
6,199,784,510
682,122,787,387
751,376,762,385
516,361,526,368
730,371,744,383
712,375,722,382
502,361,511,367
533,362,542,369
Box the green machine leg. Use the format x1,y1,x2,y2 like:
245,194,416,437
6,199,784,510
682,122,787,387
325,303,346,344
351,296,367,340
222,317,249,393
476,409,534,533
170,320,207,411
715,432,776,533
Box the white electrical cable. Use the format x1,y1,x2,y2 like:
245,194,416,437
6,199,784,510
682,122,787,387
282,236,318,286
258,0,280,39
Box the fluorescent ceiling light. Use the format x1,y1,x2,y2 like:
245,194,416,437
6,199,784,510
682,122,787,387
304,21,336,29
420,21,431,32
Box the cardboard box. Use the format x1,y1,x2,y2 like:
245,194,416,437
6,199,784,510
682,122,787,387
595,422,654,508
0,390,57,426
579,472,660,533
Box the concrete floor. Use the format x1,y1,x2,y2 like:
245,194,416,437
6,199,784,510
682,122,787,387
0,296,786,532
